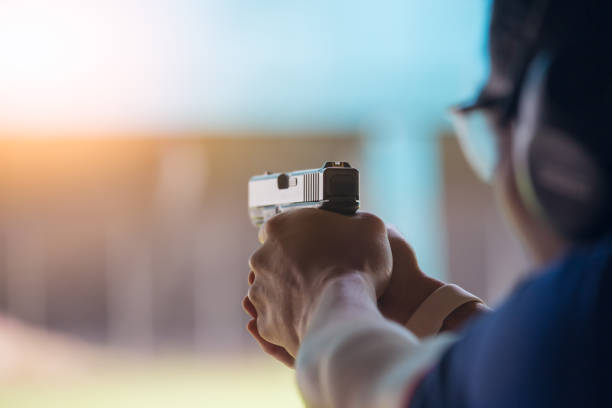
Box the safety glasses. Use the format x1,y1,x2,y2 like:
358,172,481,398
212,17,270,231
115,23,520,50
448,92,514,182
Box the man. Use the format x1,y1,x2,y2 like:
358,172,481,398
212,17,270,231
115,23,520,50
243,0,612,406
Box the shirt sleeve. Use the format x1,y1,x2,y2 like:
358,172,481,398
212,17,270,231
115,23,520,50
407,285,542,408
407,269,591,408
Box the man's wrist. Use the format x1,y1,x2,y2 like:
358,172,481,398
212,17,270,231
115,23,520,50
405,284,487,338
298,272,378,342
378,274,444,325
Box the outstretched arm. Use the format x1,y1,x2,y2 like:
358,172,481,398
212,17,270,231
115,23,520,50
244,209,485,406
296,273,456,408
244,226,488,368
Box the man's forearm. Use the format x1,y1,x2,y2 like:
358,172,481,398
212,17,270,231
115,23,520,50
296,274,456,408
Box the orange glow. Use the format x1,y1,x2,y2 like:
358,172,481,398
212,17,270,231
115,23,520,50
0,1,184,133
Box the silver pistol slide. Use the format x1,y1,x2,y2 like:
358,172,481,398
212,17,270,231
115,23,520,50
248,161,359,227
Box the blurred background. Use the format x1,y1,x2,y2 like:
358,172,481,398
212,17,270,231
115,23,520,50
0,1,529,406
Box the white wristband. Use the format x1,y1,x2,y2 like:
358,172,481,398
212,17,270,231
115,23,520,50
405,284,483,339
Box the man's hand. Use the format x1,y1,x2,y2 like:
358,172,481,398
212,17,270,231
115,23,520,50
379,227,489,332
243,284,295,367
242,216,488,367
243,224,437,367
378,227,444,325
245,209,392,358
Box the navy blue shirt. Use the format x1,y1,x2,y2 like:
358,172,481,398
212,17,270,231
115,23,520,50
410,236,612,407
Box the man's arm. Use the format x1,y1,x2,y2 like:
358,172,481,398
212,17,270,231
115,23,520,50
380,227,489,334
296,273,456,408
244,210,482,406
244,224,487,368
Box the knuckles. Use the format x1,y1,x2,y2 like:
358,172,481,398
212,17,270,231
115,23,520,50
246,209,392,354
256,317,274,343
249,247,269,274
263,211,288,237
247,283,262,307
356,212,387,235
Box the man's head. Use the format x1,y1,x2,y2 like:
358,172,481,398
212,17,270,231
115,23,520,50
454,0,612,264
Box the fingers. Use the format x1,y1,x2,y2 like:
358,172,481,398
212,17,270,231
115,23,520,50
386,227,418,268
259,207,379,245
242,296,257,319
257,211,285,244
257,211,287,244
247,282,261,312
258,207,323,244
386,224,401,239
246,288,279,347
248,250,263,273
244,295,295,367
248,270,255,285
387,226,409,248
248,245,270,275
245,218,297,368
357,212,388,239
247,319,295,368
247,246,272,311
246,278,270,338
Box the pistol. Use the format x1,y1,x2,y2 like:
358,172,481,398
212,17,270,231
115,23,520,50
248,161,359,227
